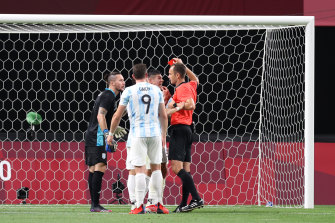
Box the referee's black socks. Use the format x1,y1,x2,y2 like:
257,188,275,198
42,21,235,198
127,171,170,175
177,169,201,202
92,171,104,206
181,172,190,206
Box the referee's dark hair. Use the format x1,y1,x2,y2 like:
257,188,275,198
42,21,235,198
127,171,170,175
172,63,186,79
104,71,121,85
133,63,147,80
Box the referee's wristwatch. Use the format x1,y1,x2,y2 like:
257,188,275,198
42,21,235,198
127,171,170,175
173,103,181,111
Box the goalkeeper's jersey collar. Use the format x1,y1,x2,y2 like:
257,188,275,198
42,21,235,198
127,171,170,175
105,88,116,97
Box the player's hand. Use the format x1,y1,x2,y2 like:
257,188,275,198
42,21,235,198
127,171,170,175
167,99,175,109
162,137,166,149
164,145,169,159
114,126,127,138
160,86,168,91
107,135,114,145
161,86,171,97
106,139,117,153
103,129,109,141
161,86,172,104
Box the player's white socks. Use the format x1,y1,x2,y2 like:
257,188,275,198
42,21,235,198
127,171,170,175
135,173,146,208
145,175,150,194
151,170,163,204
162,178,166,204
127,174,136,209
147,177,157,205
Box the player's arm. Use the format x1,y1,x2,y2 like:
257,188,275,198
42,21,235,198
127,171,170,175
173,58,199,84
158,102,168,147
97,107,108,131
107,105,126,145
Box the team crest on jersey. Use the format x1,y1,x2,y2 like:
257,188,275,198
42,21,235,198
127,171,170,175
102,153,106,159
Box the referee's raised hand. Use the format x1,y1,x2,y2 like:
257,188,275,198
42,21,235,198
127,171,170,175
173,58,183,64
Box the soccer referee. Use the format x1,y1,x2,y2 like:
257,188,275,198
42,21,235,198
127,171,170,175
167,58,204,212
84,71,125,212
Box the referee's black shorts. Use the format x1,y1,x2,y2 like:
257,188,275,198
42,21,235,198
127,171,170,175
85,145,107,166
168,124,193,162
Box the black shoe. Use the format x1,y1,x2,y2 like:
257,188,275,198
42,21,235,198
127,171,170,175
90,204,112,212
173,205,182,213
181,199,204,212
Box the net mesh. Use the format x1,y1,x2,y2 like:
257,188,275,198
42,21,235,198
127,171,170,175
0,23,305,207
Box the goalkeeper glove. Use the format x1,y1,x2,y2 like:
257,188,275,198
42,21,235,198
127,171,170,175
114,126,127,138
106,139,117,153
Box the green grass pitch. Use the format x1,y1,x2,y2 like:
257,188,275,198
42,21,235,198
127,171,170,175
1,205,335,223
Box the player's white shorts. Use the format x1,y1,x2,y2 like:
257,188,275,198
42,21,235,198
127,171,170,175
130,136,162,167
145,145,168,169
126,146,135,170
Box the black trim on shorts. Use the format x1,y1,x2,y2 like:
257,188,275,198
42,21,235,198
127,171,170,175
85,146,107,166
168,124,193,162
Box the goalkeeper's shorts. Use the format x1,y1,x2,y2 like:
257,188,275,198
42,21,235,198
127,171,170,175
85,146,107,166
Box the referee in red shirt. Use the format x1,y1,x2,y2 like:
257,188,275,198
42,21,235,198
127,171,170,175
166,58,204,212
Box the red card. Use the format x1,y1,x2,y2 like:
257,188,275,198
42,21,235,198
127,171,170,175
168,59,175,66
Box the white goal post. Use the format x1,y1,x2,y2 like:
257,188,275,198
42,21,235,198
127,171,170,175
0,15,314,208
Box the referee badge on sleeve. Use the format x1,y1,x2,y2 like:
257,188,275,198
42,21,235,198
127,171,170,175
102,153,106,159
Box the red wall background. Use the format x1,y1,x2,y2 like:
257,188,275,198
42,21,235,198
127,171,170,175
1,141,334,205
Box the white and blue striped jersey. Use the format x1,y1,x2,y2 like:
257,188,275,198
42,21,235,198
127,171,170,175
126,128,132,148
120,82,164,137
126,103,132,148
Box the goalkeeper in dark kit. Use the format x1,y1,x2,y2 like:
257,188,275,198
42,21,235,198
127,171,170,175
84,71,127,212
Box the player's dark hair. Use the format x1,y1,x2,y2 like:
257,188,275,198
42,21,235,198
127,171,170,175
172,63,186,79
148,69,161,78
133,63,147,80
104,71,121,84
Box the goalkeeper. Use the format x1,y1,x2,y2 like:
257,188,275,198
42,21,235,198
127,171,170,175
84,71,127,212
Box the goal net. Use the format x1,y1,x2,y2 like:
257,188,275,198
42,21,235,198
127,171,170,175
0,15,314,208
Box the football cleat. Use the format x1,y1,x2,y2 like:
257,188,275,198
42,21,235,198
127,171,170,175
129,204,145,214
173,205,182,213
181,199,204,212
145,204,157,213
156,202,169,214
90,205,112,212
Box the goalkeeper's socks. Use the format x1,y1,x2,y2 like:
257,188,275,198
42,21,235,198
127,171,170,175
88,172,94,206
127,174,136,205
177,169,201,202
180,172,190,207
135,173,146,208
92,171,104,206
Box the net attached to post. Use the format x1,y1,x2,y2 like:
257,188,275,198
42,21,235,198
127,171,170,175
0,16,311,207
